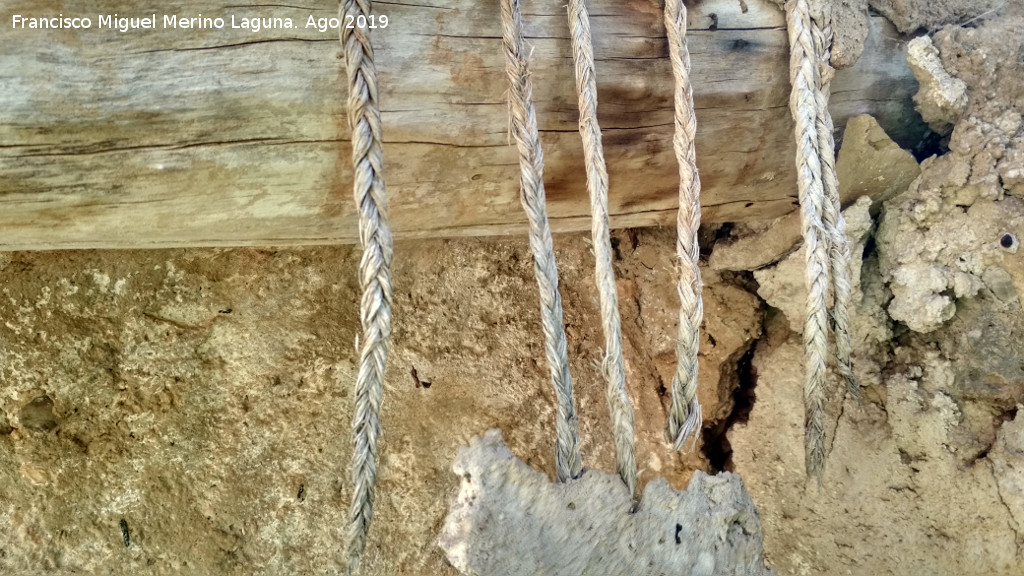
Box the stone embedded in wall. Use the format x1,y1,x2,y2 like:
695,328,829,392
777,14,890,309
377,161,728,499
709,212,802,272
830,0,871,68
884,262,959,333
439,430,772,576
752,196,874,333
876,180,1024,334
836,114,921,212
712,114,915,274
907,35,968,135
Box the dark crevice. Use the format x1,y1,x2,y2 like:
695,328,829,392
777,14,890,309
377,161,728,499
610,236,623,261
410,365,432,389
911,128,949,161
714,222,735,243
656,379,668,398
971,404,1020,465
1008,405,1021,424
720,269,761,296
861,234,878,260
699,223,730,261
701,344,758,472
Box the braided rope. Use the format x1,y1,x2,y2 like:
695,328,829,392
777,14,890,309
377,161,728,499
500,0,583,482
810,7,859,400
785,0,831,485
340,0,393,572
565,0,638,499
663,0,705,451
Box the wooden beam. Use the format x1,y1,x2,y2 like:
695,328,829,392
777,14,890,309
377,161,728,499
0,0,922,250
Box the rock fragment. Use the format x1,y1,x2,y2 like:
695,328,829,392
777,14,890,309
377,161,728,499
836,115,921,213
753,196,874,332
712,116,916,273
907,35,968,134
440,430,772,576
830,0,870,68
709,212,802,272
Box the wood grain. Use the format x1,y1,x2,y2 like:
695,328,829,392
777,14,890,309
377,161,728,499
0,0,923,250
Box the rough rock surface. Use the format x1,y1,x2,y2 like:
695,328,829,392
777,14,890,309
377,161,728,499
730,328,1022,576
439,430,771,576
828,0,870,68
933,15,1024,202
763,0,869,68
709,211,802,273
0,230,762,575
711,115,918,273
3,6,1024,576
990,411,1024,540
879,15,1024,334
836,114,922,211
868,0,1012,32
753,196,874,333
731,10,1024,575
877,184,1022,332
907,35,969,134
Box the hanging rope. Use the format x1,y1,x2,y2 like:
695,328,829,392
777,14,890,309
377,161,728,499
785,0,833,485
500,0,583,482
810,4,858,400
340,0,393,572
663,0,705,451
565,0,639,498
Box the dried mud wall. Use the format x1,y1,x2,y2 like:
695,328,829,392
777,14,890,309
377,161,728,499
2,2,1024,575
0,234,765,575
723,3,1024,574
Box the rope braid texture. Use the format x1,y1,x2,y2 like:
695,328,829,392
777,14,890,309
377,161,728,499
565,0,639,500
664,0,705,451
500,0,583,483
330,0,857,567
340,0,393,572
809,4,858,400
785,0,859,484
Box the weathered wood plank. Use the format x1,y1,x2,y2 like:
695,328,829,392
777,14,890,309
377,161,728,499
0,0,922,250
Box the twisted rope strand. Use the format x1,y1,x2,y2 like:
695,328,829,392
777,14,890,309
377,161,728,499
341,0,393,573
810,8,858,400
664,0,705,451
565,0,638,499
785,0,831,485
500,0,583,482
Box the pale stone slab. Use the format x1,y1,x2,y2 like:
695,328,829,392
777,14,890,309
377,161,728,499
439,430,772,576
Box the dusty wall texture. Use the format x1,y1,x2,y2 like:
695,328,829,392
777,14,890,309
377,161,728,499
2,2,1024,576
724,5,1024,576
0,231,764,575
